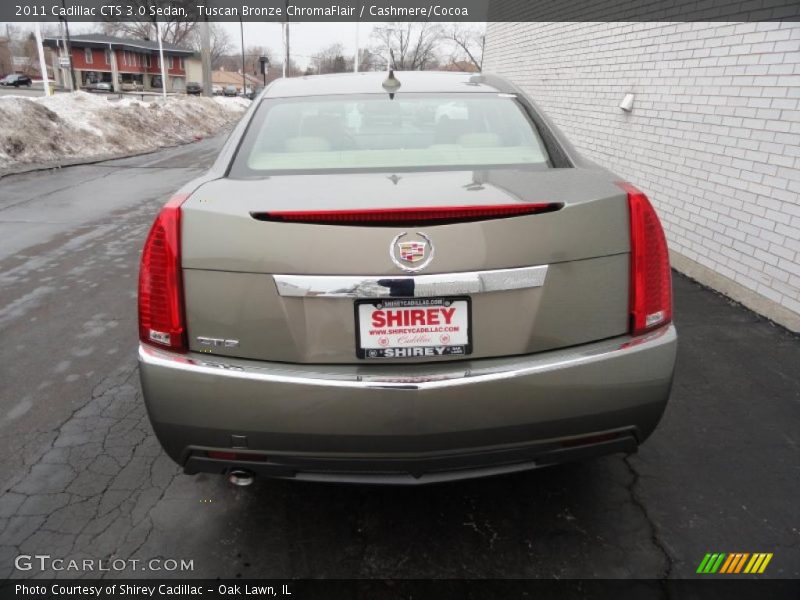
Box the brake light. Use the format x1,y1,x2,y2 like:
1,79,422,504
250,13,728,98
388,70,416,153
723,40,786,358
251,203,562,226
619,182,672,336
138,194,188,352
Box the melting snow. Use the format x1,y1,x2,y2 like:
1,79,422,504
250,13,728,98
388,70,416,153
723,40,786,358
0,91,250,169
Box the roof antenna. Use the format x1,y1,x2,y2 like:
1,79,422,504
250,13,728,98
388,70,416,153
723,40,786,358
382,70,401,100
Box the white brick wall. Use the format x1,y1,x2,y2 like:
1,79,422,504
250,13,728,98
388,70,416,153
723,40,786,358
484,22,800,330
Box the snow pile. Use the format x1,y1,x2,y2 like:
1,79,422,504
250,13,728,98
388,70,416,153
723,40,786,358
0,92,250,169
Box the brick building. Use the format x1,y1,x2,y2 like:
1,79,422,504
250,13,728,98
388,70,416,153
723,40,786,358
43,33,194,92
483,22,800,331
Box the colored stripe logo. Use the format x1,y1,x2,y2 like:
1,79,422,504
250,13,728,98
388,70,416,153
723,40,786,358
697,553,773,574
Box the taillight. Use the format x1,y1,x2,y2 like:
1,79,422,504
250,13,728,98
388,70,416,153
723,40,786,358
619,182,672,336
138,194,188,352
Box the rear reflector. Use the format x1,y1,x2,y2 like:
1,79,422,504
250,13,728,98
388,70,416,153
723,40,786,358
138,194,188,353
251,203,562,226
207,451,267,462
619,182,673,336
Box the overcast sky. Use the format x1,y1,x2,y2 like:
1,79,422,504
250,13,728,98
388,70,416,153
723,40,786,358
221,22,381,68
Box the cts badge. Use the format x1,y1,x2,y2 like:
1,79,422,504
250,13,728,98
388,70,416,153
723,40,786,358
390,231,434,272
196,336,239,349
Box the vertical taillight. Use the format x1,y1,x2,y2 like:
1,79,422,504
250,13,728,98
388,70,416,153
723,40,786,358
619,182,673,336
138,194,189,352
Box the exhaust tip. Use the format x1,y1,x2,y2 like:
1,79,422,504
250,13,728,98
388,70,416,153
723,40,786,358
228,470,254,487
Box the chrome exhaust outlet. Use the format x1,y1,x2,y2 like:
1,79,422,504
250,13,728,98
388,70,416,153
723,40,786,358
228,470,254,487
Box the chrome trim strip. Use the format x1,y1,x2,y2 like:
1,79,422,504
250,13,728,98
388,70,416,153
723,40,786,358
272,265,549,298
138,325,675,392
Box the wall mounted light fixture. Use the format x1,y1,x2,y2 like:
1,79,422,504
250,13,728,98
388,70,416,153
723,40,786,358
619,93,635,112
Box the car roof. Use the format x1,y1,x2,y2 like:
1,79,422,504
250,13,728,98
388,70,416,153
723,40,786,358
263,71,515,99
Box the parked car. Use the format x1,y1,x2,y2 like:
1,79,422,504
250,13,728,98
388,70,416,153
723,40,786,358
223,85,238,97
212,85,223,95
120,82,143,92
85,81,113,93
186,81,203,95
0,74,32,87
138,72,677,486
247,85,265,100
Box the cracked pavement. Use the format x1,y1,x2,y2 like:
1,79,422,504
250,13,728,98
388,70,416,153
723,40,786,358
0,137,798,579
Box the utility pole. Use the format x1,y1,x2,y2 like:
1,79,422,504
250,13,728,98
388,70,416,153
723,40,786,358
239,17,246,94
199,19,212,96
109,42,119,93
284,23,290,77
156,21,167,99
33,22,51,96
354,21,359,72
480,31,485,72
60,0,76,91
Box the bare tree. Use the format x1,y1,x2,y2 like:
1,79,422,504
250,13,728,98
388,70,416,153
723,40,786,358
1,25,23,74
100,0,197,46
214,53,240,73
243,45,274,78
1,25,58,76
0,39,10,75
445,24,485,71
217,51,297,81
190,23,232,69
312,43,351,74
282,59,302,78
355,48,384,72
371,23,443,71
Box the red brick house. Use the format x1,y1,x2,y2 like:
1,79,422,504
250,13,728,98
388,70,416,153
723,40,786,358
43,33,194,92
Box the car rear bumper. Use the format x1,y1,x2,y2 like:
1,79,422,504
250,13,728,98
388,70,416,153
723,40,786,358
139,324,676,484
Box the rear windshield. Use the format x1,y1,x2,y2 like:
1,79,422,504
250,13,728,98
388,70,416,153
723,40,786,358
229,93,552,175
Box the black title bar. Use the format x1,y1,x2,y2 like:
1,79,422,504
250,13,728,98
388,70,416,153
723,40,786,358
3,0,800,22
2,579,800,600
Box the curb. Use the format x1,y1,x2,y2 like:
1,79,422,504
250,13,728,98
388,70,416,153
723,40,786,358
0,139,204,180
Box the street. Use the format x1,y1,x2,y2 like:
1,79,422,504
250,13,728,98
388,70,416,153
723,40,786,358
0,136,798,579
0,83,69,99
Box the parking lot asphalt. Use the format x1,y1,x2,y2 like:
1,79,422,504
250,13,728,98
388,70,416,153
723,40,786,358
0,137,798,580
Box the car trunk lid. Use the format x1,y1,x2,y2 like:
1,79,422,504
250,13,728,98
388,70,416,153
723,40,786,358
180,167,630,363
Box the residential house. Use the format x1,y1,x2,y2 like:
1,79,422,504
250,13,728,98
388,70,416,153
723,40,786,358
185,54,203,85
212,69,261,93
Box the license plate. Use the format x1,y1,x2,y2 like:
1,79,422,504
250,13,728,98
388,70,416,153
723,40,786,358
355,297,472,359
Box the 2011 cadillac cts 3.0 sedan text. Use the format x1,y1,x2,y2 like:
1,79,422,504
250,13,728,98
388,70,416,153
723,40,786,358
137,72,677,485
